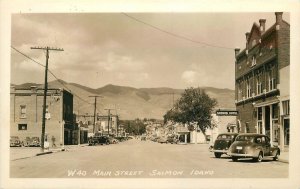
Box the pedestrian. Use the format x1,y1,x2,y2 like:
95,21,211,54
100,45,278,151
51,135,56,147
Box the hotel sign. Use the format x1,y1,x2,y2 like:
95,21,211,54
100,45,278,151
216,110,238,116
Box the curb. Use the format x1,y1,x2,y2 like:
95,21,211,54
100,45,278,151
36,151,53,156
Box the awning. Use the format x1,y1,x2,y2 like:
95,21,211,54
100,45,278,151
254,99,279,108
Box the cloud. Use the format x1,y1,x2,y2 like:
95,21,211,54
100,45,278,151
181,70,198,84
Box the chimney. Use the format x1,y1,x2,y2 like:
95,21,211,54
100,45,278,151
234,48,240,57
275,12,283,23
245,32,250,53
259,19,266,32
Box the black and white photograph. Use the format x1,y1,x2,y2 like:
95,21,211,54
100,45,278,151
1,1,300,189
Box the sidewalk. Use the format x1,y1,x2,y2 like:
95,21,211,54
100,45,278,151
10,144,88,161
278,151,289,163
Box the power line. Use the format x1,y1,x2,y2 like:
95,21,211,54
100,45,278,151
121,13,234,50
11,46,93,106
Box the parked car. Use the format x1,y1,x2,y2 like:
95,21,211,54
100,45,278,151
29,137,41,147
88,134,110,146
212,133,238,158
23,137,31,147
10,136,22,147
157,137,168,144
167,135,179,144
141,136,146,141
108,137,119,144
227,133,280,162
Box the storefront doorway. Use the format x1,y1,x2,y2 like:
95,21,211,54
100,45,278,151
264,106,270,138
284,118,290,146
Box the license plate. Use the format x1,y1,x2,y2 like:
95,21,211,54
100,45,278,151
236,146,242,150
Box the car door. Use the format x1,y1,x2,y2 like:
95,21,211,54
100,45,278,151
262,136,271,156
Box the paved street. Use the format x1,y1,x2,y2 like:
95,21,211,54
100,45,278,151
10,138,288,178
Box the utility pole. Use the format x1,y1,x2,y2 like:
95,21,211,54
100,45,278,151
31,46,63,152
89,96,103,134
105,108,114,136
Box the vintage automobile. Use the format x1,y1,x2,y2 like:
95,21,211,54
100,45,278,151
10,136,22,147
212,133,238,158
227,133,280,162
157,137,168,144
29,137,41,147
88,134,110,146
167,135,179,144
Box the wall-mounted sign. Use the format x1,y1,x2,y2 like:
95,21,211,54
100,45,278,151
216,110,238,116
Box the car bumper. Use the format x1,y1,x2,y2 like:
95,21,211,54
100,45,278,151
212,149,228,154
227,152,255,158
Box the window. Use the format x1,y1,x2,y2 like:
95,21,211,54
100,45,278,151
282,100,290,115
246,78,252,98
238,81,243,101
257,107,263,134
268,67,276,91
256,74,262,95
18,124,27,130
251,56,256,66
20,105,26,118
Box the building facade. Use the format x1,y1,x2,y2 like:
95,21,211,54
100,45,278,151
234,12,290,150
10,86,77,146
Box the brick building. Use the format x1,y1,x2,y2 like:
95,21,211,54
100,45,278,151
10,86,77,146
234,12,290,151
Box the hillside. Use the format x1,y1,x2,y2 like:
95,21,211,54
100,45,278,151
12,80,235,120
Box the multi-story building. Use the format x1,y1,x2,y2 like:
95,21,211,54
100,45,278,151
10,86,77,146
234,12,290,151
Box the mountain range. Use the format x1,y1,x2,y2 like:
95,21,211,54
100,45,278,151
12,80,235,120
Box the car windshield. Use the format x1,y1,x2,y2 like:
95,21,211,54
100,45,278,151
235,135,255,141
217,134,235,139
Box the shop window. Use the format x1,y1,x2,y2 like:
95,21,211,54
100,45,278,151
20,105,26,119
257,107,263,134
18,124,27,130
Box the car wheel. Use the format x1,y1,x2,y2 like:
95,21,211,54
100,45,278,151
214,152,222,158
255,152,263,162
232,157,238,162
273,151,280,161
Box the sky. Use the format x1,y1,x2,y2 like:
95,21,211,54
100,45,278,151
11,12,290,90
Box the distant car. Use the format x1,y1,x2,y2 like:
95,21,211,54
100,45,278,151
157,137,168,144
108,137,118,144
228,133,280,162
167,135,179,144
141,136,146,141
29,137,41,147
10,136,22,147
212,133,238,158
88,135,110,146
23,137,31,147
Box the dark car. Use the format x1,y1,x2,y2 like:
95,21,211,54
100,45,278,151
211,133,238,158
89,134,110,146
10,136,22,147
227,133,280,162
167,135,179,144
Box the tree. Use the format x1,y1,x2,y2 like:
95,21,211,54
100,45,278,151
163,87,217,136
